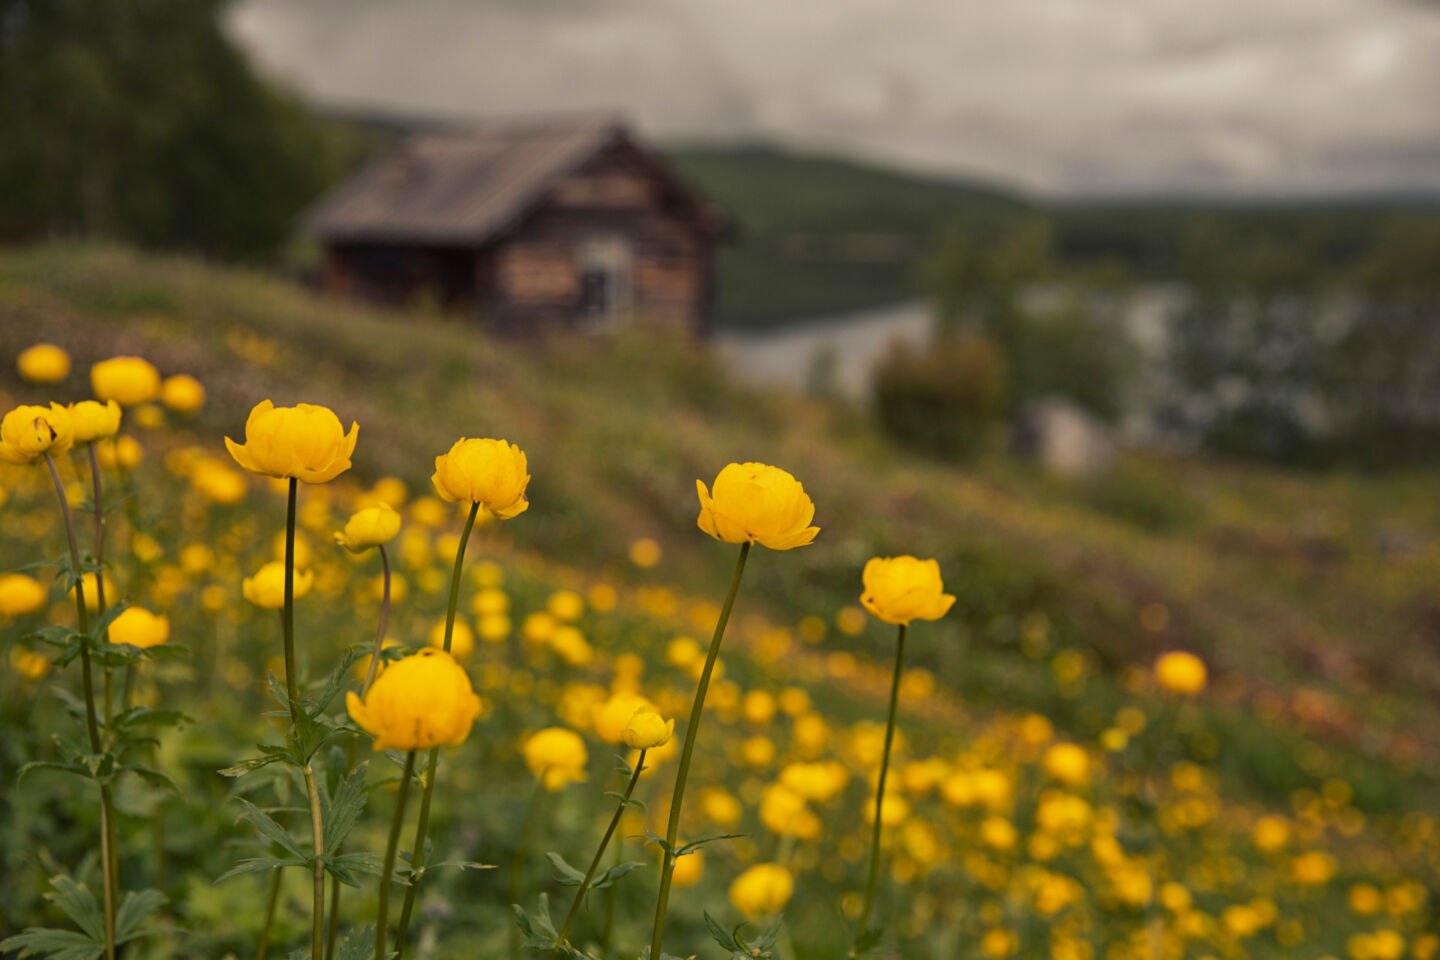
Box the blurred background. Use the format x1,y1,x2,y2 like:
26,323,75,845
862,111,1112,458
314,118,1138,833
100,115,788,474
5,0,1440,955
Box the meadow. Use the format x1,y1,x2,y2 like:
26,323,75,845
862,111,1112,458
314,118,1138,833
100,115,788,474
2,244,1440,960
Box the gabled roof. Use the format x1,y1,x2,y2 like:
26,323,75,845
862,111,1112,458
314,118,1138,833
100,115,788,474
303,116,720,246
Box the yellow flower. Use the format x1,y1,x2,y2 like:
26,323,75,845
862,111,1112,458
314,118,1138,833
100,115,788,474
547,590,584,622
90,356,161,407
860,555,955,625
779,761,848,802
68,400,122,444
429,619,476,660
594,690,654,744
1042,743,1091,787
522,727,589,790
17,343,71,383
225,400,358,483
9,645,51,680
430,438,530,515
623,709,674,749
0,403,73,464
190,459,247,505
108,607,171,649
696,462,819,550
728,863,794,917
0,573,48,616
159,374,206,414
347,648,481,751
334,504,401,553
671,849,704,887
1252,815,1290,852
1155,651,1207,695
242,561,314,610
68,571,116,612
629,537,662,568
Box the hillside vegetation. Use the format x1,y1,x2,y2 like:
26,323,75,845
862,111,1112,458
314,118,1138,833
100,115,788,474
4,244,1440,812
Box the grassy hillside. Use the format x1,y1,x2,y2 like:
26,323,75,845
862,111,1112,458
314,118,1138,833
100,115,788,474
9,245,1440,956
5,244,1440,809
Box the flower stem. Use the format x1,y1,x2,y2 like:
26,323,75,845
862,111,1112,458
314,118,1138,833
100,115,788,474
555,751,647,952
394,502,480,955
45,452,118,960
648,541,750,960
361,545,392,695
509,778,546,958
255,867,283,960
329,543,393,960
376,750,417,960
851,622,907,957
282,477,327,960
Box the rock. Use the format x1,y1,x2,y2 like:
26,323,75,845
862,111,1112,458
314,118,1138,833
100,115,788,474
1012,397,1116,479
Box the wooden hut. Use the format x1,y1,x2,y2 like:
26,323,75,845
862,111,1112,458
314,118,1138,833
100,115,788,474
303,116,726,336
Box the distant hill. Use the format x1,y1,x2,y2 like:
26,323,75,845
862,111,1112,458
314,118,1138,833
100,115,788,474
664,145,1027,328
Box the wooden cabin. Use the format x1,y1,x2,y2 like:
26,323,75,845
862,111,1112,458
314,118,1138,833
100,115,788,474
303,117,726,337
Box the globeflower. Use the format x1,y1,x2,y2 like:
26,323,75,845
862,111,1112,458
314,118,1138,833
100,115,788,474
346,648,481,751
860,555,955,625
17,343,71,383
159,374,206,414
696,462,818,550
522,727,589,790
225,400,358,483
1042,743,1090,787
0,573,48,616
108,607,171,649
430,437,530,516
0,403,73,464
623,709,674,750
334,503,401,553
90,356,161,407
242,560,314,610
728,863,794,917
594,690,654,744
1155,651,1207,695
68,400,122,444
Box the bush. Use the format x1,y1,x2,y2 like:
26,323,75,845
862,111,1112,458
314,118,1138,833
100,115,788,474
873,330,1007,459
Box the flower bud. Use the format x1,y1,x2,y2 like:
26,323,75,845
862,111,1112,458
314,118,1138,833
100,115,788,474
334,503,401,553
242,560,314,610
622,709,674,750
0,403,73,464
430,437,530,516
522,727,589,790
91,356,161,407
347,648,481,751
109,607,171,649
860,555,955,626
225,400,358,484
69,400,122,444
17,343,70,383
696,462,818,550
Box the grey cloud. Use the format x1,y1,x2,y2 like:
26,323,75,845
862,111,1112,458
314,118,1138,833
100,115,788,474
226,0,1440,195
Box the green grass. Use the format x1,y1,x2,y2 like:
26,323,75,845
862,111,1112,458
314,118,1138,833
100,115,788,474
4,242,1440,817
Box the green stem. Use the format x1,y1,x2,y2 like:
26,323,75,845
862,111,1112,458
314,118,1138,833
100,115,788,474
376,751,417,960
555,751,647,952
648,541,750,960
330,544,392,960
281,478,327,960
509,779,546,957
361,545,392,694
255,868,283,960
394,502,480,955
46,452,118,960
851,623,907,957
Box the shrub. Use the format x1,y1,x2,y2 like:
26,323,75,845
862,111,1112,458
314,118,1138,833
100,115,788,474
873,330,1007,459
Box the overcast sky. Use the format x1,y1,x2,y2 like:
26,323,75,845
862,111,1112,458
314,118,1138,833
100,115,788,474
228,0,1440,198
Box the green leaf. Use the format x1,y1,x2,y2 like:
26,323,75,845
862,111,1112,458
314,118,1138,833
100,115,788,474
214,858,307,885
44,876,104,942
234,798,308,860
111,707,190,731
17,761,88,784
118,765,182,796
334,925,377,960
114,888,169,944
705,912,744,952
308,647,362,718
545,851,586,886
587,861,642,892
325,852,381,887
674,833,745,857
320,763,369,852
0,928,102,960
